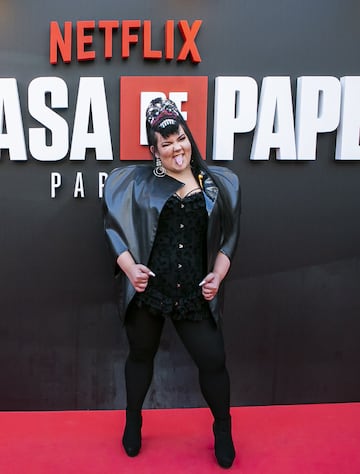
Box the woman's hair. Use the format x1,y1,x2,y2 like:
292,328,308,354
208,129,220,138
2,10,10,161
146,110,204,176
146,101,234,240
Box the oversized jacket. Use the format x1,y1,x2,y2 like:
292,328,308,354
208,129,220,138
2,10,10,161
103,164,241,323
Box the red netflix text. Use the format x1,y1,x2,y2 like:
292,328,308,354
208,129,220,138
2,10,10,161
49,20,203,64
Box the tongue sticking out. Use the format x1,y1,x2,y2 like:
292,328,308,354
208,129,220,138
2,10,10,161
175,156,183,166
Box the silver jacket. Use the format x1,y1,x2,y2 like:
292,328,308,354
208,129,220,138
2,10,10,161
103,164,241,323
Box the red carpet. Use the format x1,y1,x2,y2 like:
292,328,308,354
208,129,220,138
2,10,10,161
0,403,359,473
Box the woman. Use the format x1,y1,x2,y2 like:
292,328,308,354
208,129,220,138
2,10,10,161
103,97,241,468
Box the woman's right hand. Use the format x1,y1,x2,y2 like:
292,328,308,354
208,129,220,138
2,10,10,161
125,264,155,292
117,251,155,292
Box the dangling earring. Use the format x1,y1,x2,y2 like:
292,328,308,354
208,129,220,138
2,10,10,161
153,156,166,178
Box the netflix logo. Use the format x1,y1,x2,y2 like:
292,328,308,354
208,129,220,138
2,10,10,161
49,20,203,64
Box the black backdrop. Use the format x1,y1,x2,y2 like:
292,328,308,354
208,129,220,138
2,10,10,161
1,0,360,410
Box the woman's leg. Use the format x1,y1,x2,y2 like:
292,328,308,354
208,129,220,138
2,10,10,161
172,317,235,468
122,303,164,456
172,317,230,419
124,303,164,411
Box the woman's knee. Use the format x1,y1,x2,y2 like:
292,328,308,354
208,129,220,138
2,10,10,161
127,340,159,363
198,351,226,373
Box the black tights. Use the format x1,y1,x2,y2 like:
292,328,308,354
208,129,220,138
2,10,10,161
124,303,231,420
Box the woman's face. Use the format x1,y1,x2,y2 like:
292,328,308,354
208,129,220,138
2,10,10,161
152,125,192,176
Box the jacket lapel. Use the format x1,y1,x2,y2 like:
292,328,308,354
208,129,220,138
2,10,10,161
201,170,218,215
148,173,184,213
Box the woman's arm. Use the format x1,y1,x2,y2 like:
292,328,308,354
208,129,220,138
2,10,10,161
200,251,230,301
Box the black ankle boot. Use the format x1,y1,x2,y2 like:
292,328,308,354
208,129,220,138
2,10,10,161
213,417,236,468
122,410,142,457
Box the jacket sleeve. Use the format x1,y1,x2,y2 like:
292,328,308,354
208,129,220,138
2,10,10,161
102,167,136,271
215,167,241,261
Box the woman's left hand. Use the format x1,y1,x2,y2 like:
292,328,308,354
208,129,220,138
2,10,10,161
199,272,220,301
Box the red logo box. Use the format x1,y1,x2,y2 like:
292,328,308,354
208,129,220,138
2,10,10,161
120,76,208,160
